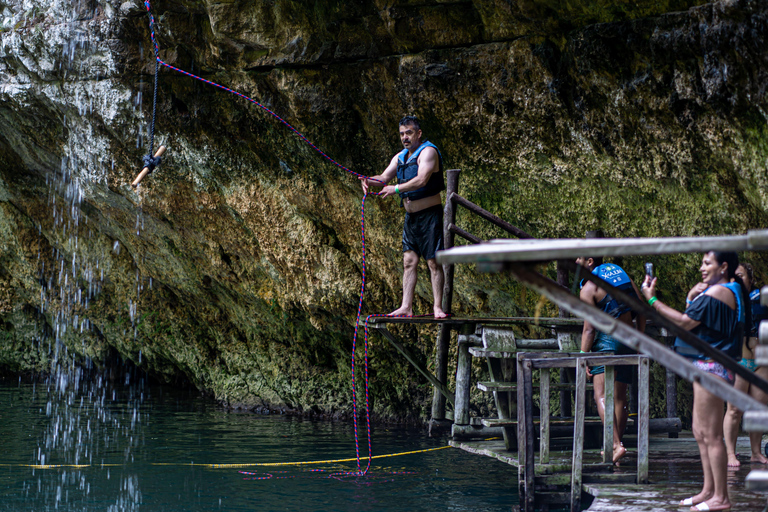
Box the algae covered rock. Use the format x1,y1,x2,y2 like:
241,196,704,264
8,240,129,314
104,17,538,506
0,0,765,422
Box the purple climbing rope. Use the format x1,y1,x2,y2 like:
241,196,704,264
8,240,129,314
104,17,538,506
142,1,432,476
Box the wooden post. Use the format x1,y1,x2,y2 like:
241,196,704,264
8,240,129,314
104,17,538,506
540,368,551,464
637,357,650,484
557,261,572,418
432,169,461,421
603,364,615,464
523,359,535,512
517,353,527,505
666,339,679,437
571,358,587,512
453,334,472,425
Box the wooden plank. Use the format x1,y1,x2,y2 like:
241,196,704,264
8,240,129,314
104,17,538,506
637,357,650,484
435,229,768,264
516,353,527,507
454,335,473,425
451,424,505,438
482,326,517,350
478,381,516,392
517,338,559,349
745,470,768,491
363,315,584,327
470,347,517,358
540,368,551,464
744,411,768,431
506,265,768,413
529,354,643,369
481,417,605,427
603,365,614,464
448,223,482,244
571,358,587,512
523,359,535,512
375,327,455,406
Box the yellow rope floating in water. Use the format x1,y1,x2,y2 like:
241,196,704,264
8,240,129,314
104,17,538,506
0,445,454,470
155,445,454,469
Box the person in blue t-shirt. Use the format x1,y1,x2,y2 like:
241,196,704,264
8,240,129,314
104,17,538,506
723,262,768,467
642,251,750,512
577,255,646,464
360,116,447,318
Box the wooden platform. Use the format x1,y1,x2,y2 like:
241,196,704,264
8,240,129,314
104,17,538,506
360,316,583,327
450,435,768,511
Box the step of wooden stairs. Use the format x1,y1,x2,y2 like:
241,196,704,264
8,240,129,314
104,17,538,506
477,381,594,392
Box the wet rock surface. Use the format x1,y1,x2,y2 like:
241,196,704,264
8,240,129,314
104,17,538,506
0,0,766,421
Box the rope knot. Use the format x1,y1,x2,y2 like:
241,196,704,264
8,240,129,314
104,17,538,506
142,154,162,172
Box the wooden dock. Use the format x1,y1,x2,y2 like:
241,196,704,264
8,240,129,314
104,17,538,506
451,435,768,511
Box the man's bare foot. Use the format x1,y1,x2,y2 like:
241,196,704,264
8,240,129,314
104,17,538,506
433,306,448,319
750,452,768,464
612,444,627,464
389,306,413,317
726,453,741,468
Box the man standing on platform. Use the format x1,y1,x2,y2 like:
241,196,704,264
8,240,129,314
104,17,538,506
577,245,646,463
360,116,447,318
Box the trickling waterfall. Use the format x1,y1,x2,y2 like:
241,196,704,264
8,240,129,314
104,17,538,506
0,1,148,509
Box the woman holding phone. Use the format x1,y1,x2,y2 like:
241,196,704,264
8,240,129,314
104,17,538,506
641,251,748,512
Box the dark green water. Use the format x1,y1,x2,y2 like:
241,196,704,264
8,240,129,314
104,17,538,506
0,380,517,511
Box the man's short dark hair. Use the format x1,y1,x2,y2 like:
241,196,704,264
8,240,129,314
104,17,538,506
399,116,421,131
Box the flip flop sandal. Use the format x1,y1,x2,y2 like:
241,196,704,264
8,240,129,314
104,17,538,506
691,503,730,512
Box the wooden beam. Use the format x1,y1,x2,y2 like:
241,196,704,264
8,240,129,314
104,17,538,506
571,358,587,512
436,229,768,265
523,359,535,512
448,223,483,244
603,365,614,464
540,368,551,465
450,192,534,240
637,357,650,484
362,315,584,327
507,264,768,413
434,169,462,421
453,335,475,425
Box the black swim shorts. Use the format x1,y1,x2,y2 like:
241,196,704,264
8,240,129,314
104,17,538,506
402,204,443,260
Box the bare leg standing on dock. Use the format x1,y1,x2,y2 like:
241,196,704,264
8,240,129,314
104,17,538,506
724,366,768,467
724,263,768,468
690,382,731,511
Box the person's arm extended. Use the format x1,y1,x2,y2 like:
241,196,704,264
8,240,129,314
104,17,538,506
359,154,398,194
641,276,701,331
580,283,597,352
